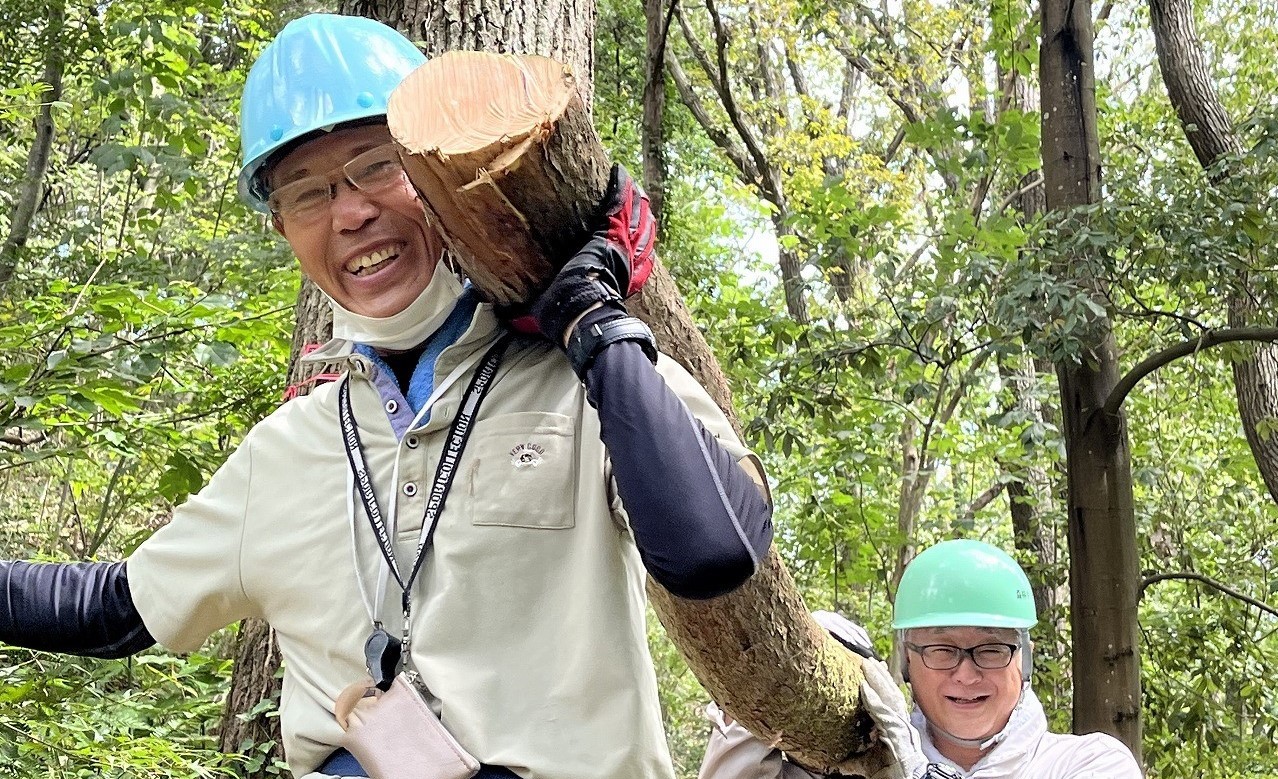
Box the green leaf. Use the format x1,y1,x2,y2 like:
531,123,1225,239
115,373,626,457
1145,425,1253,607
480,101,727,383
158,451,204,503
194,341,240,367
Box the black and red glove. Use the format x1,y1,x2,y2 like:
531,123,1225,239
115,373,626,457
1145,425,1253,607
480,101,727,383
584,162,656,297
530,164,656,344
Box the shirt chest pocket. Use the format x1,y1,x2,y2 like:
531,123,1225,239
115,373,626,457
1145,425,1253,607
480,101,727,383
464,412,576,529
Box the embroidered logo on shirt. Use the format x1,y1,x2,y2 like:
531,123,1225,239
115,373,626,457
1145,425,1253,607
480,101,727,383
510,442,546,469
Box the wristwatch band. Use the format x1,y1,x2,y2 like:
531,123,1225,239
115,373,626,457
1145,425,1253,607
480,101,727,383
566,315,657,379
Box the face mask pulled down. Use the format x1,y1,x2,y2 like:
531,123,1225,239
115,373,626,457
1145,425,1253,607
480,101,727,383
327,262,464,351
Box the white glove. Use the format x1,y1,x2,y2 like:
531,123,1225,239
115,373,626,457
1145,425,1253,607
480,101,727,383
811,612,928,779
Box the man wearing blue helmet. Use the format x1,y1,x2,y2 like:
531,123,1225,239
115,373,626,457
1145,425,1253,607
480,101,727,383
697,541,1143,779
0,13,774,779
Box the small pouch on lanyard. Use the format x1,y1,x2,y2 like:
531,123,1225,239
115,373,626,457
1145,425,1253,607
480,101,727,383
334,673,480,779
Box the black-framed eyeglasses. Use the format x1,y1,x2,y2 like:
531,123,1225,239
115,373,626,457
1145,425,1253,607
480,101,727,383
905,642,1019,671
268,143,407,224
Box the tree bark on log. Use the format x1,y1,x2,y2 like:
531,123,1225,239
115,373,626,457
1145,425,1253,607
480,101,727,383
650,551,886,776
386,49,886,772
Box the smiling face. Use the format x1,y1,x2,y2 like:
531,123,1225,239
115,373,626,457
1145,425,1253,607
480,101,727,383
906,626,1024,766
269,123,443,319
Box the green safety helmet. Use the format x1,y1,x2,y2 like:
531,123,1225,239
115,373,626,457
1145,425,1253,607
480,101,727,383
236,13,427,212
893,539,1037,630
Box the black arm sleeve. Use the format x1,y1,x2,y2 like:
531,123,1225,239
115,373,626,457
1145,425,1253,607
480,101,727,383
0,560,155,659
580,308,774,599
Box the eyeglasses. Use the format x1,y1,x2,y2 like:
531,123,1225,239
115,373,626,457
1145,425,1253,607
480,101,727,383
905,642,1019,671
267,143,407,224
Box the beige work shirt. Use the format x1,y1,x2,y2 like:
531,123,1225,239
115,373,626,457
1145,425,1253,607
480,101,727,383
127,304,756,779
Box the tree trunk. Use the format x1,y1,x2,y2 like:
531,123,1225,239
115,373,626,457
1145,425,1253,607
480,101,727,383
999,359,1057,612
888,414,921,599
642,0,668,223
218,618,282,769
1148,0,1242,168
774,215,811,325
999,357,1066,649
218,279,332,774
0,0,64,289
1041,0,1143,757
1148,0,1278,508
386,0,596,109
1229,320,1278,504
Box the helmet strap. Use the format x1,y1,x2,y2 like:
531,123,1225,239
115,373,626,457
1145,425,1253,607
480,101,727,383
928,721,1002,752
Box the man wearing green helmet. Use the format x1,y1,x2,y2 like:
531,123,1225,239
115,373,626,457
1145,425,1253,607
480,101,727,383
0,12,777,779
698,540,1143,778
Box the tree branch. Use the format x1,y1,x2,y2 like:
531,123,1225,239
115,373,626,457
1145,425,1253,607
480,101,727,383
673,1,720,93
961,481,1007,525
700,0,779,203
1,431,48,448
784,42,812,104
837,60,859,124
642,0,679,221
1102,327,1278,417
833,44,920,125
1140,572,1278,618
664,50,760,185
752,25,783,115
883,124,908,164
0,0,65,287
653,0,680,69
1148,0,1243,168
997,173,1044,213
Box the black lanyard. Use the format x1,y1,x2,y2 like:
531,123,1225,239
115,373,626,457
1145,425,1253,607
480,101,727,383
338,335,509,687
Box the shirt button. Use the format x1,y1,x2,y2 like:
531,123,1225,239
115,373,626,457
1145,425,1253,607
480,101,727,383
385,399,399,414
405,435,419,449
403,482,418,497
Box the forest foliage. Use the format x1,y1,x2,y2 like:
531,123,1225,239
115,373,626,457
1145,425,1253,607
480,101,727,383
1,0,1277,776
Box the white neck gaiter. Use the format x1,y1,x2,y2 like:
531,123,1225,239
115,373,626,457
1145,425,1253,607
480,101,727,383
327,265,465,351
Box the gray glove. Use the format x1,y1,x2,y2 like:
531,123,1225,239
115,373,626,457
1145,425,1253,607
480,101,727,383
811,611,928,779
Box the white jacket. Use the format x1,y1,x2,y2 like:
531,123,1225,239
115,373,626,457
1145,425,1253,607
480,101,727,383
914,692,1142,778
698,691,1143,779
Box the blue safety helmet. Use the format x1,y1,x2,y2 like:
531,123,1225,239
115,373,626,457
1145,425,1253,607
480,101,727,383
237,13,427,212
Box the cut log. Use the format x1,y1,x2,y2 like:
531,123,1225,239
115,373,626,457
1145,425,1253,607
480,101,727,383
387,51,611,305
390,51,891,775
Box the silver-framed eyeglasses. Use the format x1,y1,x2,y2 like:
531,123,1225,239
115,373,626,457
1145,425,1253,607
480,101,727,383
905,642,1019,670
267,143,407,224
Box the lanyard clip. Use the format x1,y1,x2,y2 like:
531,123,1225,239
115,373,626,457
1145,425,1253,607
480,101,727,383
401,598,413,659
